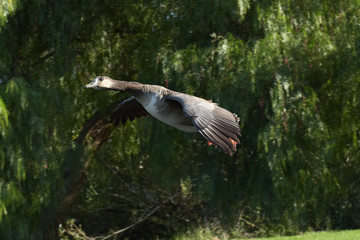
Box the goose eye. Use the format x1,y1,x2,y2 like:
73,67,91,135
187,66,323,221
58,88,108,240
99,77,103,81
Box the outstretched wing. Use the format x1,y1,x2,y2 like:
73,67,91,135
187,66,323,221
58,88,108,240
166,94,241,155
110,96,150,125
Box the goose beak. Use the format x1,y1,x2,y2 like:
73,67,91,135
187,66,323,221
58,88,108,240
84,79,97,89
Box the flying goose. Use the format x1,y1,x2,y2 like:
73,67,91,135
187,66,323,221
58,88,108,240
84,76,241,155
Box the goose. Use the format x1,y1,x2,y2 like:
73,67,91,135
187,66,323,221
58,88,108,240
84,76,241,155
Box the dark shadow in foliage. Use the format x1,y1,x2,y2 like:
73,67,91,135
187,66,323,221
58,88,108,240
42,101,120,238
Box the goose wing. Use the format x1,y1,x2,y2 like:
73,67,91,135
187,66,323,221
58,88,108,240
110,96,150,125
166,94,240,155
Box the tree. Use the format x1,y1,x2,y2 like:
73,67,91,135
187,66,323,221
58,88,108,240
0,0,359,239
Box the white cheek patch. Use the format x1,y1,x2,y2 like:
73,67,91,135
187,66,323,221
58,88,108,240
101,80,114,88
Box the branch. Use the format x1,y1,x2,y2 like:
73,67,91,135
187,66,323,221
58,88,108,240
99,204,163,240
45,100,123,238
94,195,179,240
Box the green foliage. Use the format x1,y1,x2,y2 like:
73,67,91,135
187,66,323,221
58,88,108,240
0,96,9,133
0,0,17,26
0,0,360,239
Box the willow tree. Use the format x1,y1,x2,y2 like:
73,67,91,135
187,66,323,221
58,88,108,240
0,0,359,239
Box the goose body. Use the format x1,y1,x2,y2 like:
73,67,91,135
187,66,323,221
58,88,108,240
84,76,241,155
143,93,197,132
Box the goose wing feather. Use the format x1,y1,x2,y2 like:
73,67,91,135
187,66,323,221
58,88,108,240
110,96,150,125
166,94,240,155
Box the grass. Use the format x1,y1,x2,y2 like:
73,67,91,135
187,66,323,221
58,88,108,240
246,229,360,240
172,229,360,240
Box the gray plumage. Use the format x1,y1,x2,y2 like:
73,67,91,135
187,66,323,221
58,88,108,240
84,76,241,155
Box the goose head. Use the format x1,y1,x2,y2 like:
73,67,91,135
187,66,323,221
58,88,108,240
84,76,114,89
